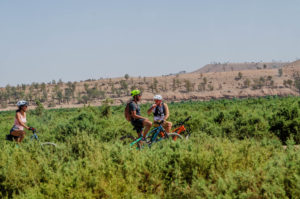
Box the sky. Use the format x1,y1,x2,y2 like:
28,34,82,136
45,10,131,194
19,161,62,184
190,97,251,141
0,0,300,86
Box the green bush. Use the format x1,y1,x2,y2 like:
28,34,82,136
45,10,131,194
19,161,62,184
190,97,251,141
0,97,300,198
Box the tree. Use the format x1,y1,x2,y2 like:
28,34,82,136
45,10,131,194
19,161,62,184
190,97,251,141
243,79,251,88
1,101,8,109
56,90,63,104
235,72,243,80
203,77,207,85
58,79,63,86
34,100,45,116
82,95,89,104
172,78,176,91
263,64,267,69
101,98,113,117
153,78,158,92
120,80,128,90
42,89,48,102
21,84,27,91
278,69,283,77
41,83,46,91
184,80,193,92
64,88,73,103
84,83,89,93
124,74,129,80
294,77,300,92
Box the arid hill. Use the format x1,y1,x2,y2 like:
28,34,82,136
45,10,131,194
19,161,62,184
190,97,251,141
192,62,288,73
0,60,299,111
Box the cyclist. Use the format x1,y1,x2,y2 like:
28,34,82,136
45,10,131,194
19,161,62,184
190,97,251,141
128,90,152,139
9,100,34,143
147,95,172,133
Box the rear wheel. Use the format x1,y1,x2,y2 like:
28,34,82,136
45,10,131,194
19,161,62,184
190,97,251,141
120,135,136,144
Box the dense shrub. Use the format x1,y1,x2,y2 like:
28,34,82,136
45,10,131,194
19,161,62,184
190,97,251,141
0,97,299,198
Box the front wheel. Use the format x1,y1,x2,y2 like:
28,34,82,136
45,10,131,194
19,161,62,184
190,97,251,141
40,142,57,152
41,142,57,147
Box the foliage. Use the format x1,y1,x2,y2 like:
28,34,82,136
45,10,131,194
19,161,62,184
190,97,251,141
33,100,45,116
0,97,300,198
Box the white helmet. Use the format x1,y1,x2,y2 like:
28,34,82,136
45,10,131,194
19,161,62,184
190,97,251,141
153,95,163,100
17,100,28,107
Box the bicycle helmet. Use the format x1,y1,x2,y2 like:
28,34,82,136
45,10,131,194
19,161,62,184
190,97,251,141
131,90,141,97
154,95,163,100
17,100,28,107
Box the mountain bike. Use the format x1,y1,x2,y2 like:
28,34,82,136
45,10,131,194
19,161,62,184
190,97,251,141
30,129,57,148
172,116,192,141
6,129,57,148
120,120,183,149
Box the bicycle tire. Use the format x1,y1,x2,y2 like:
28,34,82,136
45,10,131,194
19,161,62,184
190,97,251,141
41,142,57,147
120,135,136,144
166,133,183,140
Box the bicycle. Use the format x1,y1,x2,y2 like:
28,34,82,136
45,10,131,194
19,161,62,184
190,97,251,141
172,116,192,141
6,129,57,148
120,120,183,149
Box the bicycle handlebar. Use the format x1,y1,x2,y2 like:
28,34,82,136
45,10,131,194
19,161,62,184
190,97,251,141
173,116,191,127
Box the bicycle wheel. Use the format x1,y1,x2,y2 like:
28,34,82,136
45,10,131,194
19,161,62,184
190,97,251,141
167,133,183,140
41,142,57,147
120,135,136,145
40,142,57,152
120,135,143,149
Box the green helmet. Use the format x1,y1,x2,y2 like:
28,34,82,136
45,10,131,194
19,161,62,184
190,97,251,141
131,89,141,97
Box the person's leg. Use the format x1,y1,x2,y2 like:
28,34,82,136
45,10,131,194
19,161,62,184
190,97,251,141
142,119,152,138
10,130,25,143
163,121,172,133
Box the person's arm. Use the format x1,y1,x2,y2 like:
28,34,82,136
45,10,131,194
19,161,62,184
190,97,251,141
129,102,147,120
16,112,30,130
147,104,157,115
163,103,170,120
131,110,147,120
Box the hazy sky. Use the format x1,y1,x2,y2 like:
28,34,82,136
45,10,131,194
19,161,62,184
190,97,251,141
1,0,300,86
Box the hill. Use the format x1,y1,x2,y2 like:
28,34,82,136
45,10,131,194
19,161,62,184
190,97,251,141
192,62,288,73
0,60,299,111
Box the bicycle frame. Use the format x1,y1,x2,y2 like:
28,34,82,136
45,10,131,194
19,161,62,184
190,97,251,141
30,131,57,147
172,116,191,140
172,125,186,141
129,124,167,148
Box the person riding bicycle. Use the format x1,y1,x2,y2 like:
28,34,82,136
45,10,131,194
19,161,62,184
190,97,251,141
128,90,152,140
147,95,172,133
9,100,35,143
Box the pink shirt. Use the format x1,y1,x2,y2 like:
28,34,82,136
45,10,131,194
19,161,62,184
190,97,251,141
14,113,26,130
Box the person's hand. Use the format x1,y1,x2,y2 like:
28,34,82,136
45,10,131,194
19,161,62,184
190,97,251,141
29,127,36,133
152,104,157,109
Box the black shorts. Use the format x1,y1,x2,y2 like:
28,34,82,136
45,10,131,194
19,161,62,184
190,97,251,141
131,119,144,132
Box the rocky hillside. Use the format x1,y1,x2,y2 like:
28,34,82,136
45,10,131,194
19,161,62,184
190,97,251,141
0,61,299,111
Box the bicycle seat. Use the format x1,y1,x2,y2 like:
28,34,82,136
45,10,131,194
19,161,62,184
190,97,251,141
154,120,164,126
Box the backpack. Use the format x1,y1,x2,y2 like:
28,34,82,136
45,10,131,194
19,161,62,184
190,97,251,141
154,103,166,117
124,101,137,121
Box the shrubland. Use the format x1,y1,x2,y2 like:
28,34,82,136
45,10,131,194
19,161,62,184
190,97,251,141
0,96,299,198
